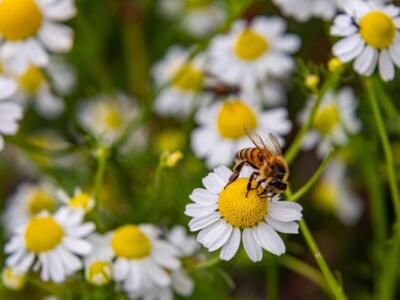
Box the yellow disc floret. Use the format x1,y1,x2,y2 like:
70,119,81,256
111,225,151,259
0,0,43,41
360,11,396,49
69,192,93,212
218,178,268,228
27,189,56,216
103,103,122,130
25,216,64,253
172,64,204,92
18,66,46,95
235,29,269,61
314,105,341,134
1,267,26,290
86,261,112,286
217,100,257,139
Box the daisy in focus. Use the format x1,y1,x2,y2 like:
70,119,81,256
299,87,361,157
4,207,94,283
152,46,211,118
272,0,339,22
191,93,291,168
208,17,300,90
158,0,225,38
57,187,94,214
185,165,303,262
86,224,181,293
3,181,59,235
331,0,400,81
78,92,139,145
313,159,363,225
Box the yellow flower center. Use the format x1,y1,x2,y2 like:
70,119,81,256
86,261,112,286
218,178,268,228
103,105,122,129
27,190,56,216
111,225,151,259
155,129,185,153
24,217,64,253
69,192,93,212
217,100,257,139
0,0,43,41
235,29,269,61
172,64,204,92
313,182,337,211
19,66,46,95
314,105,340,134
360,11,397,49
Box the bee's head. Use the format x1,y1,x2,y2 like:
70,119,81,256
272,160,288,180
268,178,287,193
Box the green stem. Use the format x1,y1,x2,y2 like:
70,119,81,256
266,258,278,300
288,150,335,202
93,146,109,201
279,255,331,296
193,255,221,270
285,73,340,165
364,78,400,219
372,77,400,128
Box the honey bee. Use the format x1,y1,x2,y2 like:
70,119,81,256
228,128,289,198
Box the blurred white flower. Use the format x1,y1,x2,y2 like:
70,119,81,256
4,207,94,283
3,181,59,236
158,0,225,38
78,92,139,145
152,46,211,118
331,0,400,81
208,17,300,90
273,0,339,21
185,165,303,262
313,159,363,225
57,187,95,214
0,0,76,75
191,92,291,168
1,267,26,290
299,87,361,157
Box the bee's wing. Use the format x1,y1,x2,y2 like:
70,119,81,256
244,127,269,152
266,133,283,156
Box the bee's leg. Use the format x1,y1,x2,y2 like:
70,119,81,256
246,172,259,197
255,179,267,196
227,161,247,185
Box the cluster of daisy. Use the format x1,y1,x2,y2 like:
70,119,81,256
1,180,200,299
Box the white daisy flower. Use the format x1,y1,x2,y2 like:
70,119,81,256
0,76,22,150
78,92,139,145
185,165,303,262
3,181,59,235
89,224,181,293
272,0,339,21
4,207,95,283
313,159,363,225
191,93,291,168
1,267,27,290
299,87,361,157
167,225,198,257
152,46,211,118
0,0,76,75
57,187,95,214
208,17,301,90
331,0,400,81
158,0,225,38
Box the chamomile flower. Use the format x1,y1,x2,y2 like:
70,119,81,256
299,87,361,157
158,0,225,38
3,181,59,235
0,76,22,150
0,0,76,75
272,0,339,21
313,159,363,225
185,165,303,261
1,267,26,290
152,46,211,118
90,224,181,293
208,17,301,90
57,187,95,214
331,0,400,81
191,93,291,168
4,207,94,283
78,93,138,145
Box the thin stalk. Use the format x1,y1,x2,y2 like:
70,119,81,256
364,78,400,219
288,150,335,202
279,255,331,296
373,77,400,127
285,73,340,165
193,255,220,270
266,258,278,300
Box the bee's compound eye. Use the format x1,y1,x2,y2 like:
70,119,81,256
269,179,287,191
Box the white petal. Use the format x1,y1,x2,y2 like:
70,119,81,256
146,261,171,287
188,212,221,231
379,49,395,81
268,201,303,222
39,22,73,52
0,77,17,99
354,46,378,75
266,217,299,234
254,223,285,256
220,227,241,261
389,40,400,67
184,203,218,218
202,173,226,194
189,188,218,205
242,228,263,262
213,165,233,183
48,251,65,283
113,258,129,281
63,237,92,255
